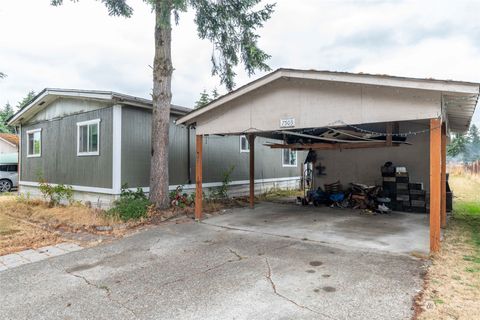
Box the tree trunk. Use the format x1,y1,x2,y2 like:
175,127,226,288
150,0,173,209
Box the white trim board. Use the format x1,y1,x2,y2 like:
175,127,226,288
26,128,42,158
20,176,301,196
76,118,101,156
19,181,115,194
112,105,122,194
130,176,302,193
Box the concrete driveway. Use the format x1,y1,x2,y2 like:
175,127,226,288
0,204,427,320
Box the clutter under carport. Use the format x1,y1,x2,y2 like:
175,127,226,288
298,159,452,215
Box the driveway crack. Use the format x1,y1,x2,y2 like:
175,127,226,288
264,258,337,320
49,261,138,319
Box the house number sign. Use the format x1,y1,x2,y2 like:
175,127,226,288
280,118,295,128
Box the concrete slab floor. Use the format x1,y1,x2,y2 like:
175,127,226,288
205,202,430,255
0,218,427,320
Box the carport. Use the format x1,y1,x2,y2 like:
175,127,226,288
177,69,479,253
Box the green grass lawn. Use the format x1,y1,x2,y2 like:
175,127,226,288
418,174,480,319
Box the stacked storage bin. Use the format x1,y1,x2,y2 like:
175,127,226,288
395,167,410,211
381,164,396,208
409,183,426,213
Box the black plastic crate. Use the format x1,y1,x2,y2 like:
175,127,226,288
409,193,426,201
409,189,425,195
396,176,409,183
409,183,423,190
396,182,409,191
411,200,426,207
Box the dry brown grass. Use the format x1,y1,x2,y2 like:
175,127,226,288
416,174,480,320
0,197,62,255
1,195,120,229
0,195,124,255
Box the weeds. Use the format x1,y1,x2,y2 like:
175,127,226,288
36,174,74,207
209,165,235,200
107,186,151,221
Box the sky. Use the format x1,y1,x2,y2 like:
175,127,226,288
1,0,479,126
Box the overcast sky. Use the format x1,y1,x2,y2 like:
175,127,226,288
1,0,479,125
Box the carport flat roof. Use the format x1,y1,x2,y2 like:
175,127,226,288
177,68,479,133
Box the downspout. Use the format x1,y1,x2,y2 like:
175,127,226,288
187,125,192,184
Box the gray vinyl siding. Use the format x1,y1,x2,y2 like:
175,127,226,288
121,106,191,187
21,107,113,188
121,107,302,188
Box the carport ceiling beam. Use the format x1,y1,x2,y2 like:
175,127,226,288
278,130,384,144
266,141,401,150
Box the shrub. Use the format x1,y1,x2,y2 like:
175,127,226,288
210,165,235,200
108,186,150,221
169,185,194,208
38,180,73,207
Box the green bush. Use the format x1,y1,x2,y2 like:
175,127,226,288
38,180,73,207
210,165,235,200
108,186,150,221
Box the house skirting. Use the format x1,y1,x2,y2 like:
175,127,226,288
18,176,301,209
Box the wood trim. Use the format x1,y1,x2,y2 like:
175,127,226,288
430,118,442,252
248,134,256,209
441,122,447,228
195,135,203,220
386,123,393,146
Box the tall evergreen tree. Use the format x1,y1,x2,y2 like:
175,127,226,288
0,103,15,133
16,90,36,110
50,0,274,209
194,89,211,109
447,133,468,159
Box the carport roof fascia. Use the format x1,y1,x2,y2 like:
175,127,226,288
8,88,191,126
176,68,480,126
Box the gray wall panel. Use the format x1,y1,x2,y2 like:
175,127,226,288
122,107,303,188
21,107,113,188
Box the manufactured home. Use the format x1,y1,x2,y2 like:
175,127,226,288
8,89,303,207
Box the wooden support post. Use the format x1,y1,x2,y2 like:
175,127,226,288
195,135,203,221
248,134,255,209
386,122,393,146
430,118,442,253
441,122,447,228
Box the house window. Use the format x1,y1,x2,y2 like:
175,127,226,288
27,129,41,157
282,149,297,167
240,135,250,153
77,119,100,156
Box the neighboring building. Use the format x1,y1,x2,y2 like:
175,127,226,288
8,88,302,207
0,133,18,154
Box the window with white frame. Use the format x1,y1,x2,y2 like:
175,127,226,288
27,129,42,157
240,135,250,152
77,119,100,156
282,149,297,167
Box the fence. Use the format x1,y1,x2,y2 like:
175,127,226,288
448,160,480,178
464,160,480,176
